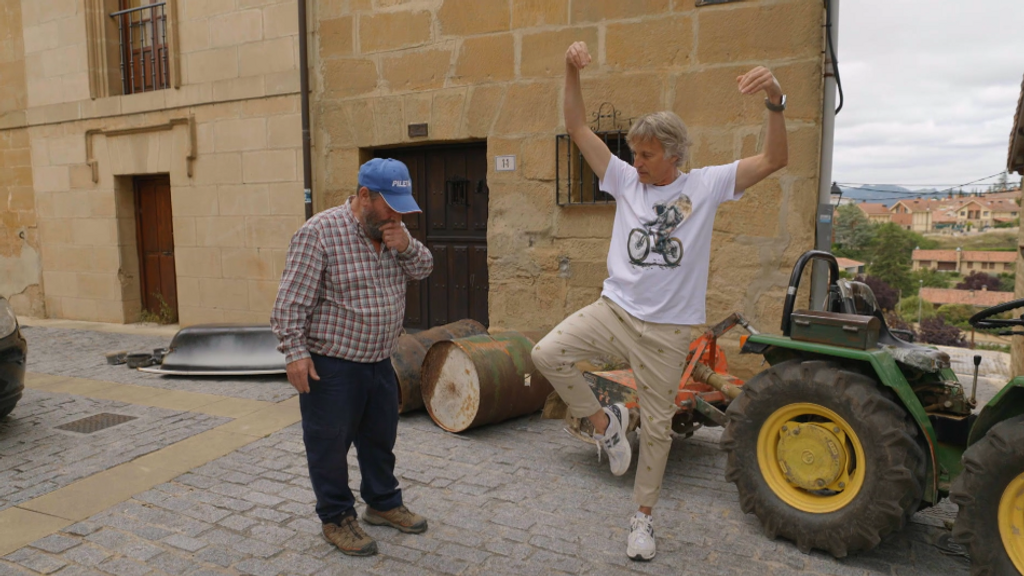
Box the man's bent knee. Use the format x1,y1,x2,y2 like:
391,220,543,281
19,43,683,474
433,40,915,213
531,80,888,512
531,340,561,373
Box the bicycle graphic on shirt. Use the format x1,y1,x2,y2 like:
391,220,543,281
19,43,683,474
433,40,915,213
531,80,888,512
627,198,690,268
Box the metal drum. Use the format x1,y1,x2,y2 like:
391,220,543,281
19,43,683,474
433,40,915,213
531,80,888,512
392,319,487,413
420,332,553,433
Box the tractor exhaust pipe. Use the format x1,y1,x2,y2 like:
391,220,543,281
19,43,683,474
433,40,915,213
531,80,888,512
691,362,742,400
971,354,981,404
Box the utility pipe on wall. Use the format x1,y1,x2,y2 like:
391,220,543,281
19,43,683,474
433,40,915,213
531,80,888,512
810,0,840,309
298,0,313,221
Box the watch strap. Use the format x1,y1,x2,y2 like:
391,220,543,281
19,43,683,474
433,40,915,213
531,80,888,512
765,94,787,112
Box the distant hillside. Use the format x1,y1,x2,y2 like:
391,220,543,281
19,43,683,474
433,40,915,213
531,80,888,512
838,185,952,207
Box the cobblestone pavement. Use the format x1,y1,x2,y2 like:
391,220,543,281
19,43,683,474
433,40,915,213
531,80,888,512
0,325,973,575
1,415,970,575
21,327,295,403
0,389,228,512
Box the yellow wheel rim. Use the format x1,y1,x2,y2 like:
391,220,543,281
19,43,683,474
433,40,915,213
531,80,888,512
999,472,1024,573
757,403,866,513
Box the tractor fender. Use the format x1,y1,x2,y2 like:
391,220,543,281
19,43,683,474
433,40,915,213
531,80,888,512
969,376,1024,447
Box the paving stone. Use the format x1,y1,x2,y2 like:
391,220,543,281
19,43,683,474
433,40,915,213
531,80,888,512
194,546,247,568
234,558,281,576
161,533,208,552
29,535,80,554
146,552,199,575
8,551,67,575
61,543,112,567
95,557,151,576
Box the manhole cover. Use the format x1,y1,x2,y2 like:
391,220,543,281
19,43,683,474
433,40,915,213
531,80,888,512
56,413,138,434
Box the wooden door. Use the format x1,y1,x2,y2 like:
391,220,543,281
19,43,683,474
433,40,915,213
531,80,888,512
134,176,178,321
377,144,489,330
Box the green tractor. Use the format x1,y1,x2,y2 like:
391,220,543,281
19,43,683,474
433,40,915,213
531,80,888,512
723,250,1024,575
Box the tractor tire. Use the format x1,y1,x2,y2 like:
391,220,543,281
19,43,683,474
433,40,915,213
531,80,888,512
950,415,1024,576
720,360,926,558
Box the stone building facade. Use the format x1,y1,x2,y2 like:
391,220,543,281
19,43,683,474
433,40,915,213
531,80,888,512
0,0,304,325
1,0,826,377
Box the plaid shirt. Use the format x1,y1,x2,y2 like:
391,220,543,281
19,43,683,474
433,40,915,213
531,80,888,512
271,198,433,364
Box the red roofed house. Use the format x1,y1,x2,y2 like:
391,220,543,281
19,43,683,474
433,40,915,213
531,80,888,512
919,287,1015,308
836,257,865,275
889,199,933,232
912,249,1017,274
857,202,892,224
953,198,1020,230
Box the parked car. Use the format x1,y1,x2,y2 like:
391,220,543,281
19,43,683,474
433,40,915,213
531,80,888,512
0,297,26,420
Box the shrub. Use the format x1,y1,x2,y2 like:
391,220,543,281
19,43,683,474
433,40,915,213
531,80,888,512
956,271,1002,291
936,304,976,327
857,275,898,311
884,310,917,342
897,296,936,323
918,317,967,347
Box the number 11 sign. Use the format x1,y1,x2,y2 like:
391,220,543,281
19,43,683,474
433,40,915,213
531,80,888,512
495,155,516,172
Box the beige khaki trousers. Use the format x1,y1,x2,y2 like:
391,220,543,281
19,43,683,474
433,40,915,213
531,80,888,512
531,297,690,507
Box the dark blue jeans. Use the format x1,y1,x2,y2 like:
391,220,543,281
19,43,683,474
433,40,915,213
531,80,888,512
301,354,403,524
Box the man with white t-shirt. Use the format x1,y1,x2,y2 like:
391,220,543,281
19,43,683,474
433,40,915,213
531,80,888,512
531,41,788,561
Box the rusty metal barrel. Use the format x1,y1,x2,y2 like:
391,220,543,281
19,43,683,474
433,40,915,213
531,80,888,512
420,331,554,433
392,319,488,413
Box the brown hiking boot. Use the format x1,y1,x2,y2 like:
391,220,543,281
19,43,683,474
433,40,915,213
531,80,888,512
363,505,428,534
322,516,377,556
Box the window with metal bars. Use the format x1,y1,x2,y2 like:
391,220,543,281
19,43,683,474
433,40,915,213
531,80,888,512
555,103,634,206
556,131,633,205
111,0,169,95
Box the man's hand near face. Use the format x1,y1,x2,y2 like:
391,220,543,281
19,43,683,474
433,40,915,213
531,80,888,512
380,221,410,253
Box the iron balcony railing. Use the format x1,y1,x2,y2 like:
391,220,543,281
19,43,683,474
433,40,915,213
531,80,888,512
110,2,169,95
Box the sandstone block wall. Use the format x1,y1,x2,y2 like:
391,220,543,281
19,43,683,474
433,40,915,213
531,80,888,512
313,0,825,377
1,0,304,324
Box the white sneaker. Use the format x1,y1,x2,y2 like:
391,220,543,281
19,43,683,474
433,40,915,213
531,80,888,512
594,403,631,476
627,511,656,561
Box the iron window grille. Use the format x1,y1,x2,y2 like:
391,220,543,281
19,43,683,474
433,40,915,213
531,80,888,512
110,1,169,95
556,103,634,206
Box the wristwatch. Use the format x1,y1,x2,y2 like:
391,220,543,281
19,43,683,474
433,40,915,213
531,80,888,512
765,94,787,112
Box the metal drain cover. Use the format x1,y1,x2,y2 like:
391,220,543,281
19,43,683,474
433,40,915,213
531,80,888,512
56,413,138,434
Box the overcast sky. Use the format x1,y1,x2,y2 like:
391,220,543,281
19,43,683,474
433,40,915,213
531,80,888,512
832,0,1024,191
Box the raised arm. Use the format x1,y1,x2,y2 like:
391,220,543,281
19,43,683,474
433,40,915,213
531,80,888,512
564,41,612,181
735,66,788,193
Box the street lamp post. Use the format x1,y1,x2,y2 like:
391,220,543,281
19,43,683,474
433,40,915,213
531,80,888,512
917,279,924,324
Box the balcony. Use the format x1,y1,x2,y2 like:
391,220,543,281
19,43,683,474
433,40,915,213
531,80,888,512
110,2,169,95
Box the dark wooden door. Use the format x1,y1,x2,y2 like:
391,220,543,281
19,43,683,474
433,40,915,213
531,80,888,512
377,144,489,330
134,175,178,321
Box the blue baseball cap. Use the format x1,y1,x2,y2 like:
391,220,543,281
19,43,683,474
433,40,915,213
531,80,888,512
357,158,421,214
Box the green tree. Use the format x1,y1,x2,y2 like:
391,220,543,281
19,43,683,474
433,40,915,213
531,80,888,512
897,295,936,323
936,304,976,328
911,267,950,289
999,273,1016,293
832,204,875,261
868,223,916,293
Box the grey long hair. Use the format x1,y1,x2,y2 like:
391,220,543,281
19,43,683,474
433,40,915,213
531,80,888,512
626,111,692,168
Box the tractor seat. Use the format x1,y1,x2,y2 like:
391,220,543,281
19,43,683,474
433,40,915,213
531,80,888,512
835,280,951,373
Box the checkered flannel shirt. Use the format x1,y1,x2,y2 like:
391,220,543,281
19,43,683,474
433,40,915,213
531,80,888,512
271,198,433,364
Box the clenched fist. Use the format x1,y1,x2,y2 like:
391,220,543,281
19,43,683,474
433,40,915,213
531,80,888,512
737,66,783,102
566,41,593,70
380,221,410,253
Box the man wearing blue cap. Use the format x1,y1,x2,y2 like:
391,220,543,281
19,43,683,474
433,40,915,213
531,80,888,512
272,158,433,556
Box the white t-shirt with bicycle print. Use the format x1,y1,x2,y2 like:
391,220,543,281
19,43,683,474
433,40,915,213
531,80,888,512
599,155,742,325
